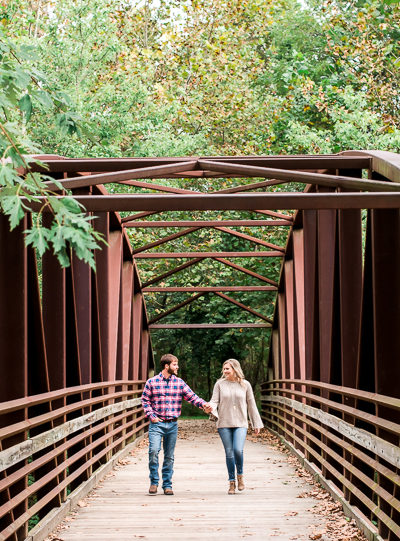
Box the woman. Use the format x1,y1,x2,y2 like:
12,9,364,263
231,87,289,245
209,359,264,494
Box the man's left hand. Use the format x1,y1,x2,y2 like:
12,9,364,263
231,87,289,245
254,428,260,435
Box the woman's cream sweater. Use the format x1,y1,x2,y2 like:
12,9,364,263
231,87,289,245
209,378,264,429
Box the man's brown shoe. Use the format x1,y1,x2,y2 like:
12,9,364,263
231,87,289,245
149,484,157,495
228,481,236,495
164,488,174,495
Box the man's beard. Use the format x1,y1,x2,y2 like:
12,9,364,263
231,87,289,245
168,366,177,375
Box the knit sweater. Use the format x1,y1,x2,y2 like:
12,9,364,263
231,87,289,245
209,379,264,429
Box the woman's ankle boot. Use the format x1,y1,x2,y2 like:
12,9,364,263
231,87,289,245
228,481,236,495
237,475,245,491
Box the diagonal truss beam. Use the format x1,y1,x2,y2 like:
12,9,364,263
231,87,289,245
254,209,294,220
118,180,199,194
147,290,273,326
44,160,198,191
121,211,161,222
213,226,285,252
214,291,273,324
213,257,278,286
142,258,207,287
215,178,289,193
141,255,278,288
198,159,400,192
131,227,202,255
150,171,247,178
132,223,285,254
149,292,206,324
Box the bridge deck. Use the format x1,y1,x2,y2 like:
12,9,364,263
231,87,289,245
47,420,366,540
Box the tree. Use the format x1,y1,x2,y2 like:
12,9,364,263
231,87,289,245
254,1,400,153
319,0,400,125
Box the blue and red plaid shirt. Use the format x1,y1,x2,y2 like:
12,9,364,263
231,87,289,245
141,372,206,421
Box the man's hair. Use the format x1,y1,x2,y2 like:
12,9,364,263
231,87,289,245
160,353,178,369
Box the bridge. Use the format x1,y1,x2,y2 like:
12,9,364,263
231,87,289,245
1,151,399,540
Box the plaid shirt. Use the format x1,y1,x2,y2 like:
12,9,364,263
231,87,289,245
141,373,206,421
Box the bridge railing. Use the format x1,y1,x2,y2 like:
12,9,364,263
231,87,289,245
261,379,400,541
0,381,148,540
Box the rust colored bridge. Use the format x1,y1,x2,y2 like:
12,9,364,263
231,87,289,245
1,151,400,540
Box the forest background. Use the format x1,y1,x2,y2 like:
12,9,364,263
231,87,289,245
1,0,400,411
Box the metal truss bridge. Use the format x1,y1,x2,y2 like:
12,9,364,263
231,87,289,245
0,151,399,540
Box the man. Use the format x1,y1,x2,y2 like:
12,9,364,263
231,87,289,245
141,353,212,495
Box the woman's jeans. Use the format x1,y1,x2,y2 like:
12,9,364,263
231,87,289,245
148,421,178,489
218,427,248,481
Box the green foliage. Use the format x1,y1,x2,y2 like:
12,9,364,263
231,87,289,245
254,0,400,153
0,30,105,268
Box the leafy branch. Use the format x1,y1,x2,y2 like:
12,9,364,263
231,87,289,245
0,31,105,270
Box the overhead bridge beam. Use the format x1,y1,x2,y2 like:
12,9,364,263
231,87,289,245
23,193,400,212
123,220,293,227
31,155,371,173
149,323,272,329
135,251,284,259
143,286,277,292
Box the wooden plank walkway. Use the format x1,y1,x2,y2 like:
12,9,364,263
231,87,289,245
47,420,366,541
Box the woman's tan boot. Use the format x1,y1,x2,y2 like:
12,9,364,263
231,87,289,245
228,481,236,495
237,475,245,491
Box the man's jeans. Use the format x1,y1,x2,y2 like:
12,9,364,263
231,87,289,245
148,421,178,489
217,427,247,481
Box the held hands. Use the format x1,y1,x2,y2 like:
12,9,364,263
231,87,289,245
151,417,161,423
202,403,213,414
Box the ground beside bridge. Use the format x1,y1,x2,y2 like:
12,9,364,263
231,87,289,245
45,420,367,541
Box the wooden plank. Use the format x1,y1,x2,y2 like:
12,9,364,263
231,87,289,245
47,420,346,541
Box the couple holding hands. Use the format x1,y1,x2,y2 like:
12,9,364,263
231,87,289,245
141,353,263,496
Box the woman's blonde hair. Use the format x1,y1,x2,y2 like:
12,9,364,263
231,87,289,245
221,358,246,386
